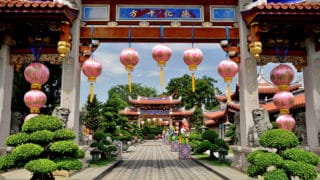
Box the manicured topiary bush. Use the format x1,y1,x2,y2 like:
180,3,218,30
247,129,320,180
199,130,229,160
90,131,117,160
0,115,84,180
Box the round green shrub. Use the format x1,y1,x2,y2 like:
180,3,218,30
29,130,54,145
5,133,29,146
22,115,63,133
284,160,318,180
93,131,107,142
55,158,82,170
49,141,79,155
282,148,320,166
196,140,211,153
53,129,76,141
202,130,218,144
252,152,283,168
264,169,289,180
107,145,118,152
190,140,202,152
76,149,85,159
259,129,299,151
247,150,267,164
0,155,15,170
189,133,202,141
247,164,265,177
25,159,57,174
11,143,43,161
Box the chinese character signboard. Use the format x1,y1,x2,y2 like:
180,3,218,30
117,5,203,21
82,5,110,21
211,6,237,22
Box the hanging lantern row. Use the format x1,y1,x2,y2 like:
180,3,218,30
271,63,296,131
82,57,102,103
120,48,140,93
183,47,203,92
152,44,172,87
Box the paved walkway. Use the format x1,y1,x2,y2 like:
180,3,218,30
0,140,251,180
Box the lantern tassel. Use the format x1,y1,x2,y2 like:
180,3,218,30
192,72,195,92
160,67,164,87
89,82,94,103
227,83,231,103
128,72,132,93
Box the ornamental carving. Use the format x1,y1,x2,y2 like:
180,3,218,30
10,54,64,71
259,55,307,72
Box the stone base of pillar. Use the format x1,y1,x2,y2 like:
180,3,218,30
230,146,255,172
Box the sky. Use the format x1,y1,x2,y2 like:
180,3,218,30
79,43,303,107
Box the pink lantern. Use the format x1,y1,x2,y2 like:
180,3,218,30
24,113,39,122
24,62,50,90
183,48,203,92
276,114,296,131
152,44,172,87
270,64,294,91
24,90,47,114
120,48,139,92
273,91,295,114
217,59,239,83
141,120,145,125
82,57,102,103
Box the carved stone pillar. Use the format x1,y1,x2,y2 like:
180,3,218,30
60,7,81,143
303,38,320,151
0,43,14,146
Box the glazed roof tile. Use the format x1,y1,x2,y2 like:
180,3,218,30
0,0,64,9
128,96,181,105
203,109,226,119
257,2,320,11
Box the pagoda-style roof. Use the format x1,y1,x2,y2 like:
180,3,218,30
128,95,182,106
119,106,194,118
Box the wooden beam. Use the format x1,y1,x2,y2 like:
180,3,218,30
80,26,239,43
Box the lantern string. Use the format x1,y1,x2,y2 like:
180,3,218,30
128,27,132,48
191,72,195,92
160,26,164,43
128,72,132,93
89,82,94,103
160,67,164,87
90,26,94,52
225,26,229,58
276,47,288,63
30,45,43,62
191,27,194,48
227,83,231,103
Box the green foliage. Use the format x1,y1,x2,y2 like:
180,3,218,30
108,83,157,102
264,169,288,180
190,140,202,153
197,140,211,153
29,130,54,145
55,158,82,170
0,155,15,170
11,143,44,161
247,150,267,164
25,159,57,174
225,124,236,144
22,115,63,133
284,160,318,180
93,131,107,142
189,132,202,141
82,95,102,131
76,149,85,159
49,141,79,155
282,148,320,166
247,164,265,177
251,152,283,168
202,130,218,144
259,129,299,152
5,133,29,146
53,129,76,141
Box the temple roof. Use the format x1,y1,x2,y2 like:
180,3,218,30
119,106,194,117
128,95,182,105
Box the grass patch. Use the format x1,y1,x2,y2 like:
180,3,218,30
89,157,116,167
193,153,231,167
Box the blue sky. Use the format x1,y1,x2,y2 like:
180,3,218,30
79,43,302,107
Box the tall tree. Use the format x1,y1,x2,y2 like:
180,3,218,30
82,94,102,132
108,83,157,102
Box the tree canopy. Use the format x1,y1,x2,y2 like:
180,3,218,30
108,83,157,102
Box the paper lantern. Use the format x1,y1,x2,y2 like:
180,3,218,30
24,90,47,114
152,44,172,87
276,114,296,131
270,64,294,91
24,62,50,90
120,48,139,93
82,57,102,103
273,91,295,114
217,59,238,102
183,48,203,92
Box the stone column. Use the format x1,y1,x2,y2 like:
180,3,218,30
60,5,82,143
303,38,320,152
0,43,14,147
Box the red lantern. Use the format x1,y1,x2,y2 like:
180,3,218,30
217,59,238,102
120,48,139,93
183,48,203,92
276,114,296,131
24,90,47,114
270,64,294,91
24,113,39,122
24,62,50,90
152,44,172,87
82,57,102,103
273,91,295,115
